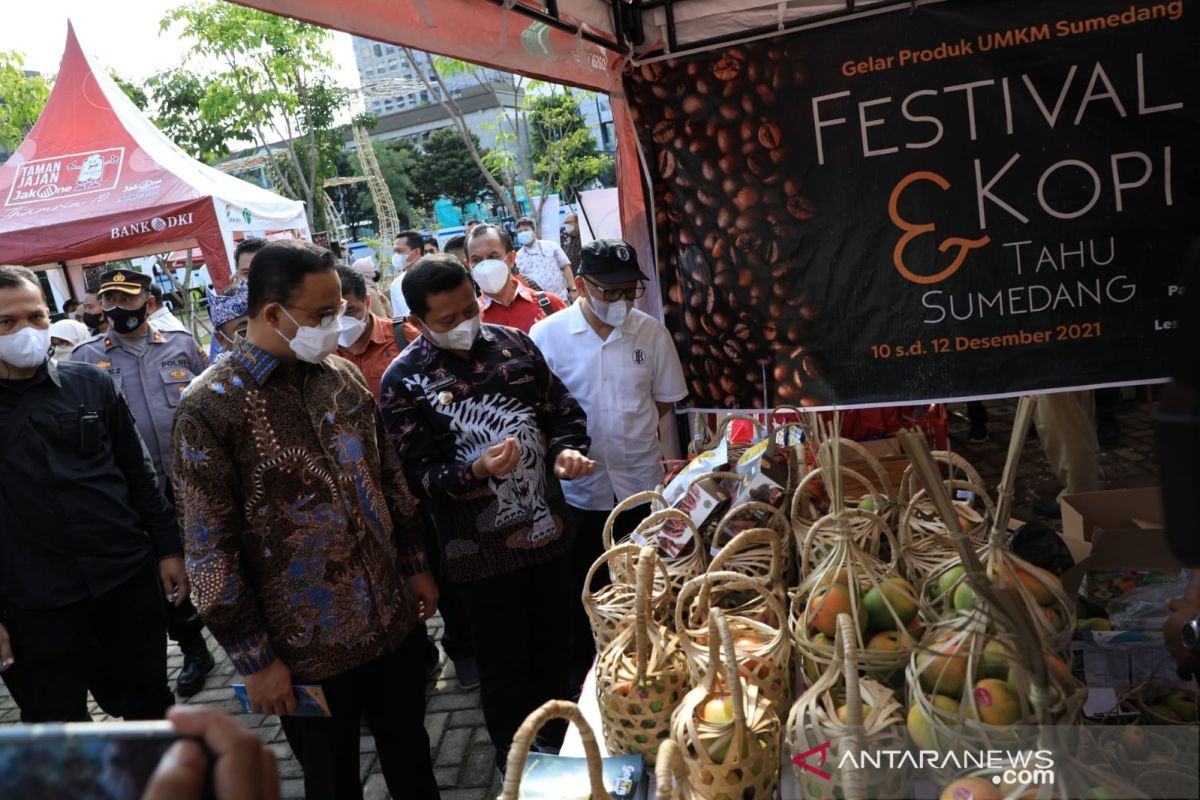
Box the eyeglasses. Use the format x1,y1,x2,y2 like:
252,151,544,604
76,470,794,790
585,279,645,302
287,299,347,327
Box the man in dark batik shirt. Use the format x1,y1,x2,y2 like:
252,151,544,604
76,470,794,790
381,254,594,771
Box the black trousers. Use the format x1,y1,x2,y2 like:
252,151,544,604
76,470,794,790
280,630,438,800
458,551,575,769
419,505,472,662
966,401,988,429
0,556,172,722
566,503,652,691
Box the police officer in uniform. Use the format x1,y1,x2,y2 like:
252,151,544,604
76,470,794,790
71,269,216,697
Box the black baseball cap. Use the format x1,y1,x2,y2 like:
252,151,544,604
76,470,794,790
577,238,649,284
98,269,151,295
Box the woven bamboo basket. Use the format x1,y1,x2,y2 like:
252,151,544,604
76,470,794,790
793,435,896,519
898,478,995,584
606,492,708,596
676,570,793,713
791,467,889,559
707,507,791,592
896,450,986,508
1127,678,1200,725
791,513,923,692
584,543,675,654
596,547,691,767
669,608,781,800
787,615,908,800
500,699,613,800
919,535,1077,655
654,740,695,800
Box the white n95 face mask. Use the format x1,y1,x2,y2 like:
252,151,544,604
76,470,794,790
278,307,342,364
590,297,631,327
337,314,367,348
0,326,51,369
472,260,510,295
422,315,481,351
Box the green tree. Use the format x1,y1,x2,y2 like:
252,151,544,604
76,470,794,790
108,71,148,110
359,139,419,228
527,91,611,202
146,67,250,162
160,1,350,230
412,128,490,220
0,52,51,151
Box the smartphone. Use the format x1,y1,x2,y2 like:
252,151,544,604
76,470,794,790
0,720,179,800
231,684,331,717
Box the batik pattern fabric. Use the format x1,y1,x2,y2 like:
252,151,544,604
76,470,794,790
171,338,427,682
380,324,590,583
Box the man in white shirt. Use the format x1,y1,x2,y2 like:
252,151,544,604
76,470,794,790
515,217,576,303
147,284,189,334
389,230,424,320
529,238,687,688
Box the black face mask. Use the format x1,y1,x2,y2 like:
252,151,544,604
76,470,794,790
82,311,105,329
105,302,149,334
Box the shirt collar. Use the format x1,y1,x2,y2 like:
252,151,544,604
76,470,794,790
368,313,393,346
45,357,63,387
230,336,281,385
566,300,589,334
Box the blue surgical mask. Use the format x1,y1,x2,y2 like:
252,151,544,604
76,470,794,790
517,230,535,247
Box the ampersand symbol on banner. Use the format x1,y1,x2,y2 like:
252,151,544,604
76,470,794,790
888,170,991,285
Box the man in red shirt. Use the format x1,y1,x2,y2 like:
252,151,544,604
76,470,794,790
335,266,400,401
466,224,566,333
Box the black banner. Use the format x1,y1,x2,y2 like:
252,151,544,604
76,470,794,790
627,0,1199,409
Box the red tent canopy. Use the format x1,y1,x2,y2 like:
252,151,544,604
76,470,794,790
0,23,309,292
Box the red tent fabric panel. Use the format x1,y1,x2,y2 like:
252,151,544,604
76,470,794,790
230,0,623,93
0,26,204,258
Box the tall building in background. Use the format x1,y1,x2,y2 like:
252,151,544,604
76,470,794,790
351,37,506,116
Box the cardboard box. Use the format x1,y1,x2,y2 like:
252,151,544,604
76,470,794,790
1060,487,1163,544
1061,527,1185,603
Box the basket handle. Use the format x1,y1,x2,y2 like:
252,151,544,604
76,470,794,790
686,570,789,652
602,490,669,548
654,739,690,800
634,545,656,685
500,700,613,800
707,526,783,586
705,608,748,732
834,614,869,800
686,470,741,491
836,614,864,727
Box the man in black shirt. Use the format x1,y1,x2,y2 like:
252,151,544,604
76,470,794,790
0,266,187,722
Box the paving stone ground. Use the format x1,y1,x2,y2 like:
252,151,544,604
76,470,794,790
0,393,1161,798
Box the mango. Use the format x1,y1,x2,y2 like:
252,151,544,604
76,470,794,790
1077,617,1113,631
981,639,1011,680
936,565,966,600
835,703,870,724
907,695,960,749
968,678,1022,726
939,777,1003,800
866,630,903,653
953,581,975,612
917,635,969,698
1006,652,1073,692
1166,692,1198,722
1119,726,1149,760
805,584,863,638
863,577,919,631
858,496,877,512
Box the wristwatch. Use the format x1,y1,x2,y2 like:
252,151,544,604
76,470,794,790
1183,614,1200,651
